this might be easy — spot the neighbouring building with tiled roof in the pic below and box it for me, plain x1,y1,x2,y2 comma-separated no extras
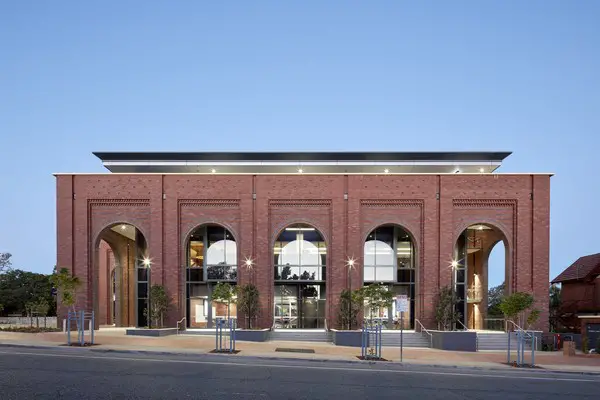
552,253,600,346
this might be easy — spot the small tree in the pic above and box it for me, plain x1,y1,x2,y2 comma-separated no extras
359,283,393,325
337,288,364,330
236,284,260,329
499,291,539,330
144,285,170,328
435,285,462,331
50,267,81,313
212,282,236,320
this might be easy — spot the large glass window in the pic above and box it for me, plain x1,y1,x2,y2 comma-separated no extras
274,224,326,281
185,225,237,329
363,225,416,329
186,225,237,282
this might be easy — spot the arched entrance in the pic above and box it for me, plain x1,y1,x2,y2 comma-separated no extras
273,223,327,329
454,223,509,330
95,223,149,327
184,224,238,328
363,225,417,329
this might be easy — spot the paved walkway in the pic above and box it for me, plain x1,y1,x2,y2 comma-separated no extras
1,330,599,374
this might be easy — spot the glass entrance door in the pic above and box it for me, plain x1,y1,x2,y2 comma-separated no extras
274,284,325,329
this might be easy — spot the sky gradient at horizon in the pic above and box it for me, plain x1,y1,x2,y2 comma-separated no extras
1,1,599,289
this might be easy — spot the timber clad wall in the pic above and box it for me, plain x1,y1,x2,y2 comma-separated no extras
56,174,551,331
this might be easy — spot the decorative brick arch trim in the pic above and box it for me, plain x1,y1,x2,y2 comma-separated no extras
92,220,150,249
451,198,517,292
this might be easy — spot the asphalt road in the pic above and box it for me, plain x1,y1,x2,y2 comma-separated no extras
0,346,598,399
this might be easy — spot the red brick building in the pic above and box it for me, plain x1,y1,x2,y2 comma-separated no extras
552,253,600,345
55,152,551,332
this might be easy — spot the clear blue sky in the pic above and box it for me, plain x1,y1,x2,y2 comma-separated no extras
1,1,598,289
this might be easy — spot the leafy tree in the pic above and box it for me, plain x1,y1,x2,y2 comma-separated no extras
236,284,260,329
0,269,56,316
487,282,505,317
212,282,236,319
337,288,364,330
435,285,463,331
359,283,393,324
50,267,81,312
499,292,539,329
144,285,170,328
0,253,12,274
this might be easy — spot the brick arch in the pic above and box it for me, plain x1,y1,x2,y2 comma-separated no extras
271,219,330,246
93,221,150,250
452,220,511,247
454,221,514,297
361,220,421,256
91,221,149,328
180,220,241,282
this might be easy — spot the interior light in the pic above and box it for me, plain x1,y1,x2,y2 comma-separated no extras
451,260,459,268
298,168,303,173
384,169,390,174
121,225,127,230
142,257,151,267
478,226,484,230
211,168,217,173
479,168,485,173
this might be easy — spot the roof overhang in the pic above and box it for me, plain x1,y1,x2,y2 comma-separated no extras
93,151,512,174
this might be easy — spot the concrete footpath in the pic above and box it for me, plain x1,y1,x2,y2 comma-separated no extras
1,329,599,375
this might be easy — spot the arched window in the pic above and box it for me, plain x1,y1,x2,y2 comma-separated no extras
187,225,237,281
274,224,326,281
364,225,416,329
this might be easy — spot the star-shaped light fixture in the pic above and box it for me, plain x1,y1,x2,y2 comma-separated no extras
243,256,254,270
346,256,357,270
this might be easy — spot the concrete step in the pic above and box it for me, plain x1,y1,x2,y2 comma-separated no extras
270,330,332,343
476,332,533,351
380,332,431,348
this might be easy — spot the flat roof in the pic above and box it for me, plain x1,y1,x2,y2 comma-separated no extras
93,151,512,174
94,151,511,162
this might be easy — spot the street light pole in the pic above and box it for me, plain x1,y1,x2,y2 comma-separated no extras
346,257,356,330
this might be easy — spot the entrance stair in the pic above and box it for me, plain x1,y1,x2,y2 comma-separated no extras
476,331,533,351
269,329,332,343
380,331,432,348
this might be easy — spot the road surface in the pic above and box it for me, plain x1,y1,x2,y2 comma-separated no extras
0,346,598,399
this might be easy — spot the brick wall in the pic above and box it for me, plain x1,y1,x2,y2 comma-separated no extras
56,173,551,331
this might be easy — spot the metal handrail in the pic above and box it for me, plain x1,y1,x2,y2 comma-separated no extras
414,319,433,348
505,319,524,333
456,319,469,331
176,317,186,335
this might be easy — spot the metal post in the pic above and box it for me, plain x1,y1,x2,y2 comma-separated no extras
215,318,218,351
507,331,511,364
67,312,71,346
531,336,535,367
400,312,404,362
91,311,95,345
79,310,84,346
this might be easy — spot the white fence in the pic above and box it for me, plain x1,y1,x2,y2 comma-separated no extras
0,316,58,328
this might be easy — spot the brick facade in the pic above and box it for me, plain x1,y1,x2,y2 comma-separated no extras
56,173,551,331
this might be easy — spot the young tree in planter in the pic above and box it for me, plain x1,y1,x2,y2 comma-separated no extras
212,282,236,320
50,267,81,312
50,267,82,332
435,285,462,331
359,283,393,325
337,289,364,330
144,285,170,328
236,284,260,329
499,292,539,330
